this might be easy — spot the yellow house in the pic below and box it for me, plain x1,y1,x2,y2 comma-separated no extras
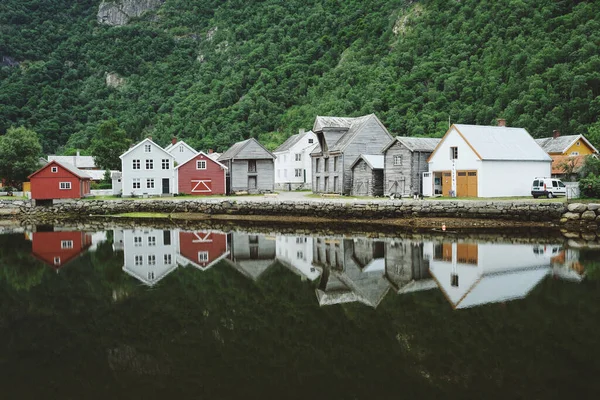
535,131,599,178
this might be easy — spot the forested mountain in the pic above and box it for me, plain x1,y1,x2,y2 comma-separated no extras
1,0,600,154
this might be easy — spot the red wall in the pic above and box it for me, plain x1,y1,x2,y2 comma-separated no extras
179,231,228,269
31,231,92,269
177,154,226,195
30,162,90,200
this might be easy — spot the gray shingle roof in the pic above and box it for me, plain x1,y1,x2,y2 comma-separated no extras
351,154,384,170
273,130,313,153
217,138,275,161
329,115,378,152
313,116,357,132
453,124,551,161
383,137,441,153
48,155,96,169
535,134,598,154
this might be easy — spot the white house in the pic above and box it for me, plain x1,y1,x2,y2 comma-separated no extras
164,138,198,166
120,138,176,197
120,228,180,286
275,235,321,281
273,129,318,190
424,122,552,197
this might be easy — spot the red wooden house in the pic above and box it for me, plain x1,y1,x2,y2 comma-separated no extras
28,160,91,201
176,231,230,270
30,230,92,270
175,152,227,195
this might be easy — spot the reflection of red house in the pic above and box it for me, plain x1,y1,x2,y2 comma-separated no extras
28,160,91,201
175,152,227,195
177,231,230,270
30,231,92,269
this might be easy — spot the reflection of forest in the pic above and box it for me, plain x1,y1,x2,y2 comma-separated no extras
0,227,598,398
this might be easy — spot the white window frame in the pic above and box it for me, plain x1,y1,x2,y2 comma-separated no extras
144,144,152,153
54,257,61,266
164,254,172,264
308,138,314,144
450,146,458,160
295,153,301,161
146,178,155,189
196,160,207,170
295,168,302,177
179,145,184,152
394,155,402,166
134,236,142,247
162,159,170,170
134,255,143,266
148,254,156,265
51,166,58,173
148,236,156,246
61,240,73,249
146,159,154,170
59,182,72,190
198,251,209,262
132,178,141,189
132,159,140,170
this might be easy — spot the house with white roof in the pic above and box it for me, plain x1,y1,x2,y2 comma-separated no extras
48,151,96,170
164,138,198,165
425,121,552,197
311,114,393,195
273,129,318,190
350,154,384,196
120,138,176,197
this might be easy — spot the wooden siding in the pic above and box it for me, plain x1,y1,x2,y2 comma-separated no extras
230,159,274,193
352,160,383,197
31,231,92,269
30,163,90,200
236,139,275,160
177,153,226,195
178,231,228,269
384,141,432,197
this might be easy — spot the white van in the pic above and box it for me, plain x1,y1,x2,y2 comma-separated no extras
531,177,566,198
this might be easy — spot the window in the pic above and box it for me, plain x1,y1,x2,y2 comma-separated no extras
134,255,143,266
148,236,156,246
394,155,402,165
316,158,320,172
179,145,184,152
148,272,155,280
248,160,257,172
163,230,171,246
162,159,170,170
133,178,141,189
295,153,301,161
144,144,152,153
132,159,140,169
61,240,73,249
576,141,580,146
324,158,329,172
146,178,155,189
164,254,172,265
571,151,579,156
450,146,458,160
134,236,142,247
333,157,338,172
54,257,61,266
297,251,304,259
361,162,367,172
308,138,314,144
148,255,156,265
295,168,302,177
146,159,154,169
59,182,71,190
51,166,58,173
196,160,207,170
198,251,209,262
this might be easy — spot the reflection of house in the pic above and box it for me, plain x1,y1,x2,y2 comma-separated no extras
177,230,230,271
120,228,179,286
313,237,390,308
225,232,277,280
425,121,551,197
218,138,276,194
275,235,320,281
30,230,92,269
426,241,556,309
273,129,318,190
384,240,437,294
550,247,586,282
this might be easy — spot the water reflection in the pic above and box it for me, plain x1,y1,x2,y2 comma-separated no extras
18,226,589,309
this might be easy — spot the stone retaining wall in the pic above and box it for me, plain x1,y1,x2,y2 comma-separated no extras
3,198,570,223
560,203,600,231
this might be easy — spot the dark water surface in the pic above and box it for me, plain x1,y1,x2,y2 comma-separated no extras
0,223,599,399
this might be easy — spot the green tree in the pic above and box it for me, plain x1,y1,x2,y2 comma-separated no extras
89,120,131,170
0,126,43,189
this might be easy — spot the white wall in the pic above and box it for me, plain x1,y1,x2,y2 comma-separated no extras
274,132,317,189
428,128,482,172
168,142,197,165
121,140,175,196
479,160,551,197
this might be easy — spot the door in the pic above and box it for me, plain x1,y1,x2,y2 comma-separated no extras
324,177,329,192
457,171,468,197
422,172,433,197
467,171,478,197
162,178,170,194
248,176,257,191
442,172,452,196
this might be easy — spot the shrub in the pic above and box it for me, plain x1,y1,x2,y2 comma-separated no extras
91,182,112,190
579,173,600,198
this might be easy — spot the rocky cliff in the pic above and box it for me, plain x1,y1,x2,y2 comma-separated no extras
97,0,163,26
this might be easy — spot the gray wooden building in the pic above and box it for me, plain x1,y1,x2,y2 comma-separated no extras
350,155,384,197
381,137,440,197
384,240,437,294
310,114,393,195
217,138,276,194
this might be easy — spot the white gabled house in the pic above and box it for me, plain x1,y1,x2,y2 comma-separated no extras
120,138,176,197
164,138,198,166
425,122,552,197
273,129,318,190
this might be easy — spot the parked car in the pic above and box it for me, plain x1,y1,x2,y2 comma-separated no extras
531,177,566,198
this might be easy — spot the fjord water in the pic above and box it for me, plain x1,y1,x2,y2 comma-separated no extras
0,225,598,399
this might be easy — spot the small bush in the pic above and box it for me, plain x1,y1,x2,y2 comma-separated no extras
579,173,600,198
91,182,112,190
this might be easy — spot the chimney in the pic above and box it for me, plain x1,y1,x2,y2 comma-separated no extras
76,150,80,157
208,148,213,154
172,137,177,145
299,128,305,135
497,118,506,127
553,129,560,139
147,136,152,141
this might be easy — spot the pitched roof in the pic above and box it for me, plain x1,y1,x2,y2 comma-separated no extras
382,137,441,153
217,138,275,161
351,154,384,170
313,116,357,132
535,134,599,154
28,160,91,179
48,154,96,169
330,114,390,152
174,151,228,170
165,140,196,154
273,130,314,153
119,138,174,159
437,124,551,161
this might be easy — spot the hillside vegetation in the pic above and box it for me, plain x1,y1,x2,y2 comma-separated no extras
1,0,600,154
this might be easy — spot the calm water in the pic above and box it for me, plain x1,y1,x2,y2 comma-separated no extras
0,223,599,399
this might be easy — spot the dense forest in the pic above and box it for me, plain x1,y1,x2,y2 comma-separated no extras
1,0,600,154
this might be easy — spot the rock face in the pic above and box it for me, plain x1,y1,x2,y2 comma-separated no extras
105,72,126,88
97,0,163,26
